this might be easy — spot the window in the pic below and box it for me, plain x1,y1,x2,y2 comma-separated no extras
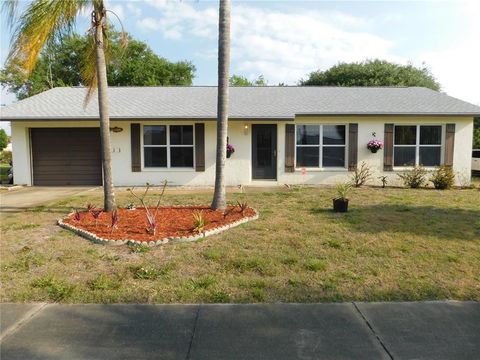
394,125,442,167
143,125,194,168
296,125,346,168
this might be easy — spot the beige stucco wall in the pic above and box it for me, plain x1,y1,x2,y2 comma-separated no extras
10,116,474,186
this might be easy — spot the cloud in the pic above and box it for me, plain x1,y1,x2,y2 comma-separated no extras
126,3,142,17
420,1,480,104
139,2,398,84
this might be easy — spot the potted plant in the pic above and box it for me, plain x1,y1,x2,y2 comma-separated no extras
367,133,383,153
333,183,351,212
226,143,235,158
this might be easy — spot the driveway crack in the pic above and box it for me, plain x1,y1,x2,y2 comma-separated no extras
353,302,394,360
0,303,49,342
185,305,201,360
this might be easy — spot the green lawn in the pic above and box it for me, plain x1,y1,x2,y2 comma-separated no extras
1,186,479,303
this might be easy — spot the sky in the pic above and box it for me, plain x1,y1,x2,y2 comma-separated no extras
1,0,479,134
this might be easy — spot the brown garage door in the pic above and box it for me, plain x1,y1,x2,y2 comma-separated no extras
31,128,102,186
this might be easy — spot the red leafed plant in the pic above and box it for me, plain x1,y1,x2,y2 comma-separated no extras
127,180,168,235
90,209,103,227
73,210,82,221
110,210,119,233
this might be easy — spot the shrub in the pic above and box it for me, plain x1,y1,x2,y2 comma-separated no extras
192,210,208,233
397,166,427,188
0,150,12,164
335,183,351,200
430,165,455,190
350,162,372,187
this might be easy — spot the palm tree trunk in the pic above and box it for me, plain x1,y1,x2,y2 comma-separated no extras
93,10,116,211
211,0,231,211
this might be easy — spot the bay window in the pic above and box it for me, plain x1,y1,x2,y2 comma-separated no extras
296,125,346,168
394,125,442,167
143,125,194,168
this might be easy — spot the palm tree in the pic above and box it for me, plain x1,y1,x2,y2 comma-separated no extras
211,0,231,211
2,0,126,211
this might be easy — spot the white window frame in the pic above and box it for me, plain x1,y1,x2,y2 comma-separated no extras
295,124,347,169
393,124,443,168
142,124,195,169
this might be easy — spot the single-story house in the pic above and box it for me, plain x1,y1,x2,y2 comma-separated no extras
1,86,479,187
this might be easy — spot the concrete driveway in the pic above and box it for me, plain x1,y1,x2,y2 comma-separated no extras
1,301,479,359
0,186,98,213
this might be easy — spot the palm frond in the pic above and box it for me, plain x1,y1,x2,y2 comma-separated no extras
7,0,91,79
2,0,19,30
80,32,98,106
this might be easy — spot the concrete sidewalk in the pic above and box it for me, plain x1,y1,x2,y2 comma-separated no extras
0,186,98,213
0,301,478,359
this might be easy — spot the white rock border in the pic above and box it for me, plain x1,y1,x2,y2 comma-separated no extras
57,206,259,246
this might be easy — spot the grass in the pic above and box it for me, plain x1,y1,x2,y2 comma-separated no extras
1,186,479,303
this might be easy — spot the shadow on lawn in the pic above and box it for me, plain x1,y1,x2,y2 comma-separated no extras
311,204,480,241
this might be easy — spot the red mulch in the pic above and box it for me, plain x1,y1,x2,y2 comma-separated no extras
63,206,256,242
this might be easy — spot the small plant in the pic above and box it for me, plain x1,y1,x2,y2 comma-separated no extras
333,183,351,212
90,208,103,227
378,176,388,188
127,180,168,235
335,183,351,200
397,166,427,188
86,203,96,212
236,199,248,215
350,161,372,187
430,165,455,190
193,210,208,233
73,210,82,221
125,203,136,210
110,210,119,233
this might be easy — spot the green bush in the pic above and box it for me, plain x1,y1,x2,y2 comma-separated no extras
0,150,12,164
430,165,455,190
397,166,427,188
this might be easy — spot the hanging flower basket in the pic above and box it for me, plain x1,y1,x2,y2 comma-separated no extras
367,139,383,153
226,143,235,158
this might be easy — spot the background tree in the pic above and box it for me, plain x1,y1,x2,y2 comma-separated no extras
3,0,127,211
0,129,8,151
300,59,441,90
229,74,266,86
211,0,231,211
1,31,195,100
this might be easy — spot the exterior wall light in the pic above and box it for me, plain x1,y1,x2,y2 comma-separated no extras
110,127,123,133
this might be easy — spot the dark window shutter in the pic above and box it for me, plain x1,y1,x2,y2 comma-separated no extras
384,123,394,171
348,123,358,171
195,123,205,172
131,123,141,172
285,124,295,172
444,123,455,167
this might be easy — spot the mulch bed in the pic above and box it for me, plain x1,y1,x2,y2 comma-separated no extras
62,206,256,242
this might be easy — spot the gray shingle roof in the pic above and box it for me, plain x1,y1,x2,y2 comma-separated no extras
1,86,479,120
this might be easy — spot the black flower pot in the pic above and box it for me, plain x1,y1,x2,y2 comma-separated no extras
370,148,378,153
226,151,233,158
333,198,349,212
